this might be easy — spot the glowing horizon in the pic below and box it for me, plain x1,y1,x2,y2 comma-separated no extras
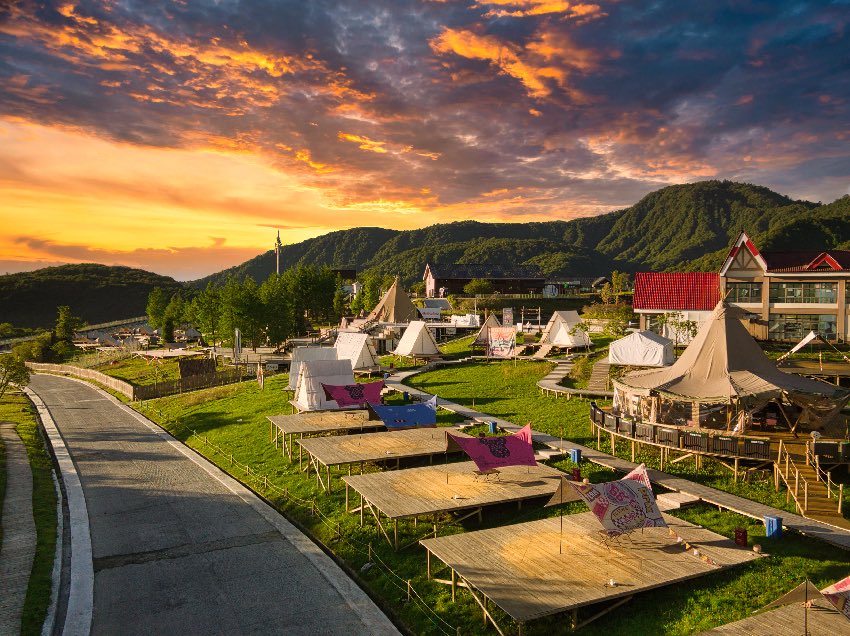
1,1,848,279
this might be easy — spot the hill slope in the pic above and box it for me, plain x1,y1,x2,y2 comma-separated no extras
0,264,183,328
194,180,836,287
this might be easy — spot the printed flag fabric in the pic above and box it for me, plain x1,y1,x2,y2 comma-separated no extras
425,395,438,411
369,403,437,429
321,380,384,407
821,575,850,619
447,425,537,471
488,326,516,358
568,478,666,537
622,463,652,489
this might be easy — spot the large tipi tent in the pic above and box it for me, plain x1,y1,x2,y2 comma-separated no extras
473,313,501,347
609,330,674,367
366,278,420,323
293,358,355,411
335,332,379,370
613,302,850,435
393,321,441,357
539,311,591,348
288,346,338,390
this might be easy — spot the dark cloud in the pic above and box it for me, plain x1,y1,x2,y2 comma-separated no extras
1,0,848,220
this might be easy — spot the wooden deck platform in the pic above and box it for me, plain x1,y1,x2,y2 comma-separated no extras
297,427,470,492
343,461,563,547
421,512,760,630
700,597,849,635
267,410,383,463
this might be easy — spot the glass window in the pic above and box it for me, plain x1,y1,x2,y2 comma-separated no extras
768,314,837,340
769,282,837,304
727,282,762,303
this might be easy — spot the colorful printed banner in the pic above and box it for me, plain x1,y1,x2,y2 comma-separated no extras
569,478,666,537
369,403,437,429
822,574,850,619
447,424,536,471
487,326,516,358
622,463,652,489
321,380,384,407
424,395,438,411
546,462,652,508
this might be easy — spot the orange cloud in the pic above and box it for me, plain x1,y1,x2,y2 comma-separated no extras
337,132,389,154
476,1,604,20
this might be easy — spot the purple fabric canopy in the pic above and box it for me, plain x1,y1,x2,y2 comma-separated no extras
321,380,384,407
447,424,536,471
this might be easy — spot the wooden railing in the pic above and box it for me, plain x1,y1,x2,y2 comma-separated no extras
806,442,845,514
776,440,809,514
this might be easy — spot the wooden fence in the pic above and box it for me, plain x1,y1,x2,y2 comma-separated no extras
27,362,248,400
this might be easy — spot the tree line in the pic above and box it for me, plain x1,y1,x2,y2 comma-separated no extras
147,266,347,350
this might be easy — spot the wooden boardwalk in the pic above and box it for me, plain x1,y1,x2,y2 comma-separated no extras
297,427,469,492
385,368,850,551
700,597,849,635
422,512,759,631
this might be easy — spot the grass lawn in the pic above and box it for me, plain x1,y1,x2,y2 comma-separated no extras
129,365,850,635
89,354,182,385
0,391,58,636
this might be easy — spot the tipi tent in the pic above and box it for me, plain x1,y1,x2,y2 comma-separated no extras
293,359,355,411
613,302,850,434
335,332,379,370
539,311,591,348
366,278,420,323
288,346,338,390
609,330,674,367
393,321,441,357
473,313,501,347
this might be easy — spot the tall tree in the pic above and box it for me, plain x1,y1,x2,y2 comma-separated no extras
190,282,221,345
260,274,292,348
146,287,169,329
0,354,30,401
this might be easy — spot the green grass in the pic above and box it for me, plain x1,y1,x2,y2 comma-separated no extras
0,432,5,547
127,364,850,635
92,355,182,385
0,391,58,636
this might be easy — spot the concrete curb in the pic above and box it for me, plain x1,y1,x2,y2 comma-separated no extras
54,375,399,636
24,386,93,636
41,469,64,636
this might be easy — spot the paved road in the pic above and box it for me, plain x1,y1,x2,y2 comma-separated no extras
29,374,398,635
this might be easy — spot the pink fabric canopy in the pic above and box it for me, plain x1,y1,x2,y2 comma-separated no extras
321,380,384,407
569,478,666,537
447,424,536,472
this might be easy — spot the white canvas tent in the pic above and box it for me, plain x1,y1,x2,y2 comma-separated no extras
609,330,674,367
539,310,591,348
288,346,338,390
366,278,420,323
473,313,501,347
335,332,379,370
293,358,355,411
393,321,441,357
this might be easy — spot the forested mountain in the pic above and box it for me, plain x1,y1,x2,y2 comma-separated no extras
7,181,850,328
194,180,844,287
0,264,183,328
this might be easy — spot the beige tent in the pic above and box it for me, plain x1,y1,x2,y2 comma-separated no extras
614,302,850,435
293,358,355,411
473,313,501,347
539,310,591,348
366,278,420,323
288,346,338,390
609,330,674,367
393,321,441,357
335,332,379,370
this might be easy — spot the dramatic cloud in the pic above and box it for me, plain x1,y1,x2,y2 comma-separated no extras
1,0,848,277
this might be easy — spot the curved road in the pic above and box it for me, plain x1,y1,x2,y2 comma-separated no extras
29,374,398,635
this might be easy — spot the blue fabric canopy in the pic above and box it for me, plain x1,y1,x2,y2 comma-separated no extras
369,403,437,429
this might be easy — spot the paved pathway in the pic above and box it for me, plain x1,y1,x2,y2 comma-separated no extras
28,374,398,636
0,421,37,635
386,369,850,551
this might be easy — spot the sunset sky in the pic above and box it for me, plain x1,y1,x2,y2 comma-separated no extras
1,1,848,280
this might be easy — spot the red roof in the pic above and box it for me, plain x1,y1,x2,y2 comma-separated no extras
762,250,850,272
633,272,720,311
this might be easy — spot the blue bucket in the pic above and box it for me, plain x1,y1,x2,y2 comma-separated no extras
487,421,498,435
403,391,409,401
764,515,782,539
569,448,582,464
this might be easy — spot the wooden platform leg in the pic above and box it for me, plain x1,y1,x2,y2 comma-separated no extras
734,457,739,482
394,519,398,550
345,483,349,513
631,440,635,463
610,432,615,455
426,549,431,578
451,569,456,601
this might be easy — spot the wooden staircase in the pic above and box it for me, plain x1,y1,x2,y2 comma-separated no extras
532,344,553,359
777,441,850,530
587,360,611,392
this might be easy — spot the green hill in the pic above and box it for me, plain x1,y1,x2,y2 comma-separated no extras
0,264,183,328
194,180,843,287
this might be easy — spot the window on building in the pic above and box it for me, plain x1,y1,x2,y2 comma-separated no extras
768,314,837,340
768,282,837,304
726,282,762,303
